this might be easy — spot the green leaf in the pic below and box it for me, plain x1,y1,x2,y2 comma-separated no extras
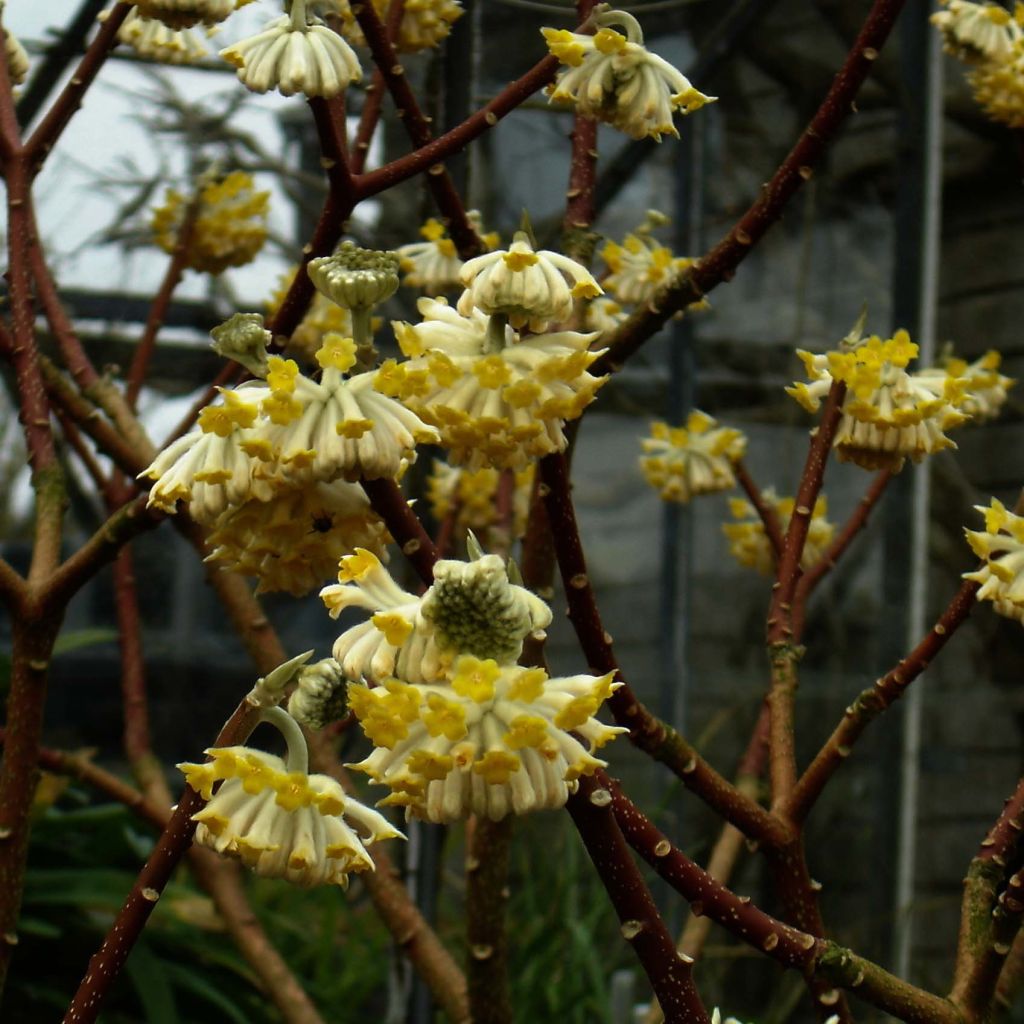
53,628,118,656
124,944,178,1024
165,961,258,1024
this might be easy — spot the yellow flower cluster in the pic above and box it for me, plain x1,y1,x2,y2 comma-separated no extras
932,2,1024,127
152,170,269,274
723,491,834,575
397,215,500,296
322,550,621,822
639,412,747,503
542,13,715,141
601,229,694,307
179,743,401,887
786,330,973,471
205,478,389,597
119,10,209,63
380,297,606,470
426,460,534,542
347,655,622,823
964,499,1024,622
335,0,464,53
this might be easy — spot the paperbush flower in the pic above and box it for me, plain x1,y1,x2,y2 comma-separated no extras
221,5,361,97
932,0,1021,62
119,13,209,64
723,490,834,575
600,219,695,306
381,297,606,470
142,384,272,523
639,412,747,503
916,349,1014,423
322,548,552,685
786,329,970,471
152,170,270,274
543,12,714,140
426,460,534,541
180,732,401,887
135,0,234,29
967,37,1024,127
334,0,464,53
397,214,499,296
204,478,389,596
964,499,1024,622
457,231,601,332
256,338,439,483
586,296,629,336
347,655,623,822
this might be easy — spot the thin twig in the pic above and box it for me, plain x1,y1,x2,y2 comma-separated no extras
734,460,785,558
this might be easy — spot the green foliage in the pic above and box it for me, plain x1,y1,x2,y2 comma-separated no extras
1,783,395,1023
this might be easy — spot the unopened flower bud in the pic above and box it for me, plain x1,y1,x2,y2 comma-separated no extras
287,658,348,729
309,242,401,311
210,313,272,377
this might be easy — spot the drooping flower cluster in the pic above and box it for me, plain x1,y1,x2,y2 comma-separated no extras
932,2,1024,127
334,0,464,53
396,214,499,296
380,296,606,470
639,412,747,503
426,460,534,543
119,10,210,64
457,230,602,332
600,213,697,307
932,0,1022,62
135,0,235,29
723,491,835,575
152,170,270,274
204,477,390,596
321,548,623,822
786,329,972,471
221,1,362,97
180,708,401,888
542,11,715,140
916,349,1014,423
964,499,1024,623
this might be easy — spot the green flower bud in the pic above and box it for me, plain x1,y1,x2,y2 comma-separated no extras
308,241,401,311
210,312,272,377
287,658,348,729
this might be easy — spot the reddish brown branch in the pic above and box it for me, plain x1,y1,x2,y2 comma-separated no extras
351,70,386,175
360,476,439,585
592,0,908,376
793,468,893,639
24,3,133,172
787,579,980,824
568,776,710,1023
537,451,787,845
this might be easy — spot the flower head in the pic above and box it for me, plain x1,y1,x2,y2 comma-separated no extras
152,170,270,275
205,477,389,595
932,1,1022,62
426,460,534,542
287,658,349,729
964,499,1024,622
308,242,401,311
119,11,209,63
786,329,970,472
543,12,715,140
917,349,1014,423
966,36,1024,127
221,7,361,97
383,297,606,470
640,412,747,503
135,0,234,29
321,547,552,685
256,339,439,483
397,214,499,296
600,214,697,306
141,384,272,523
348,656,623,822
334,0,463,53
723,490,834,575
457,230,601,332
179,710,401,888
